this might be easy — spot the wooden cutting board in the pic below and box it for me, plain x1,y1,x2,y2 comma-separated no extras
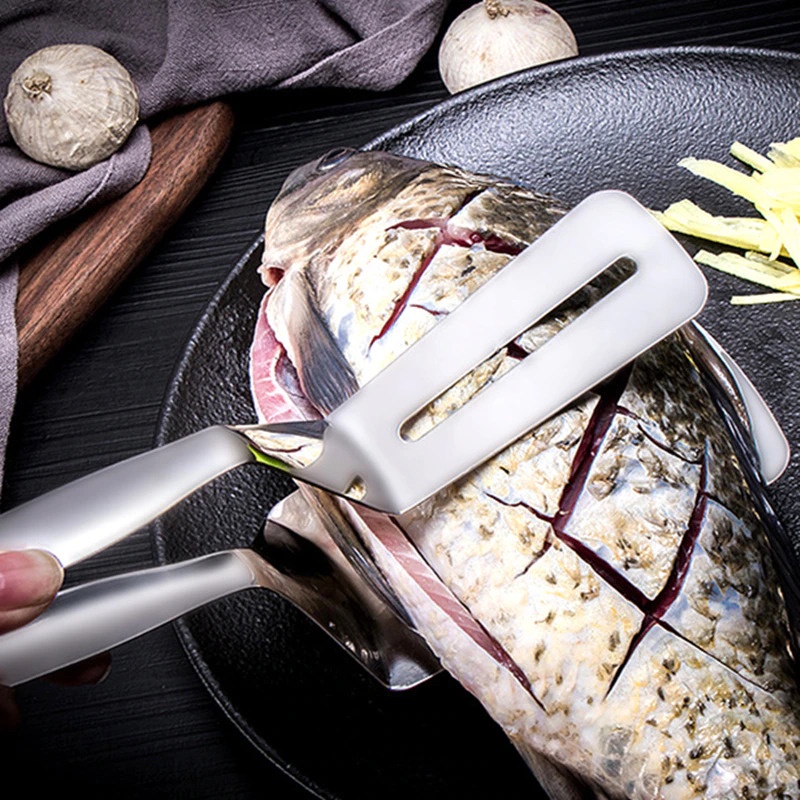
15,100,235,388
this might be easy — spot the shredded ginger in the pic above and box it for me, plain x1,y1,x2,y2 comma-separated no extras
654,137,800,304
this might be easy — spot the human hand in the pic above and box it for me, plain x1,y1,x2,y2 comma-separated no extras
0,549,111,728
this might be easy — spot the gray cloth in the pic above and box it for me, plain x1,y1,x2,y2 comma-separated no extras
0,0,447,479
0,263,17,490
0,1,448,261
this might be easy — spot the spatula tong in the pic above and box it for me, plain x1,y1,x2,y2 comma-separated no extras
0,189,792,691
0,190,714,570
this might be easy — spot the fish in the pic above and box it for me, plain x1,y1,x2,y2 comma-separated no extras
249,147,800,799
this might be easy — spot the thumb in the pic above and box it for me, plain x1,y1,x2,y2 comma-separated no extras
0,549,64,634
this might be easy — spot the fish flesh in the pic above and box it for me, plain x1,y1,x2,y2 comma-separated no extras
249,148,800,799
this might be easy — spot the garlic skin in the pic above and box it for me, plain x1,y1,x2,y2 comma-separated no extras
4,44,139,171
438,0,578,94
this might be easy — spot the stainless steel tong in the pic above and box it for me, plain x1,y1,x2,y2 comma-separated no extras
0,190,787,689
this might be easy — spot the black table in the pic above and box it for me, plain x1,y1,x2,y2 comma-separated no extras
3,1,799,795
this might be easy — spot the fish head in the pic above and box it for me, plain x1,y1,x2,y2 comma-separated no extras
260,148,429,284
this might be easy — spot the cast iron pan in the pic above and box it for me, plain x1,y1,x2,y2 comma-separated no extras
154,47,800,799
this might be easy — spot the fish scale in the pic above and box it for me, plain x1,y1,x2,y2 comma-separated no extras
256,149,800,798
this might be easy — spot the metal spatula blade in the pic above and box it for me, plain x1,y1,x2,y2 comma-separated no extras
256,190,708,513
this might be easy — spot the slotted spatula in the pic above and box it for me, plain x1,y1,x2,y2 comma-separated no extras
0,190,708,571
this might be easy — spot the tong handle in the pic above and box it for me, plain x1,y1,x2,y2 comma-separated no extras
0,551,255,686
0,426,253,568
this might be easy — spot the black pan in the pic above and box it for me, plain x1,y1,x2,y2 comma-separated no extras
154,46,800,799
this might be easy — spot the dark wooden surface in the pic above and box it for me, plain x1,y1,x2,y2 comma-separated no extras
2,1,799,795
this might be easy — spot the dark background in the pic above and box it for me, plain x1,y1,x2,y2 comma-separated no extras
2,0,799,795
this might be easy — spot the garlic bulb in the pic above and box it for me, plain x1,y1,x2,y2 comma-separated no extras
438,0,578,94
4,44,139,170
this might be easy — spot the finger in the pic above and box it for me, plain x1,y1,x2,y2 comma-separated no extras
0,550,64,634
0,600,53,634
0,684,20,731
47,652,112,687
0,549,63,610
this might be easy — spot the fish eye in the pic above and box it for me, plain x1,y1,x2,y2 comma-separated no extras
317,147,354,172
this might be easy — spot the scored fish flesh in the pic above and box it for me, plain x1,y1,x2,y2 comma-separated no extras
249,148,800,799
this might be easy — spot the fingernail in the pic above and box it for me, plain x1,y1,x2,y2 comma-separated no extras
0,550,63,610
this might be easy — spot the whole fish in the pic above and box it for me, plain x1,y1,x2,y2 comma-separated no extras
249,148,800,799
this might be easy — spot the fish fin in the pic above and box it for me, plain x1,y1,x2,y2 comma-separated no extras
277,269,360,415
517,745,606,800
